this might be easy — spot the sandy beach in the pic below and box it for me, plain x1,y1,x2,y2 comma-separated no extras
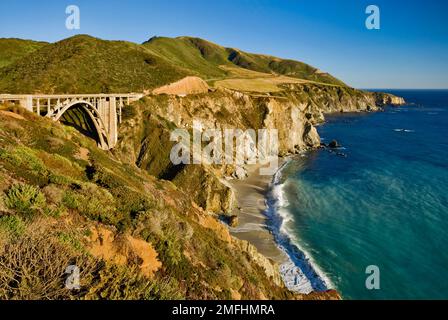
229,159,331,294
228,162,289,264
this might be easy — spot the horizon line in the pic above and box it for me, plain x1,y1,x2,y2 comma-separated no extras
359,88,448,90
1,34,446,91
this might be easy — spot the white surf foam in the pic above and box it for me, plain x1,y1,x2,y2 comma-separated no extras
265,159,334,294
394,128,415,133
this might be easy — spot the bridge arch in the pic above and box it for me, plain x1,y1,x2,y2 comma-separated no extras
1,93,144,150
53,100,110,149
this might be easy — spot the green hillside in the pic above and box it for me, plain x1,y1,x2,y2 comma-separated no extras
0,104,306,300
0,38,48,68
143,36,230,78
0,34,346,94
0,35,189,94
144,36,346,86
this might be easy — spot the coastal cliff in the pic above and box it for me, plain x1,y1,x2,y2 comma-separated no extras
113,82,402,299
115,84,403,215
1,107,324,300
0,34,403,300
0,84,403,300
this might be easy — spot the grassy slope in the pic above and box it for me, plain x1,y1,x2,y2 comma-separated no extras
0,38,48,69
0,35,190,94
143,36,230,79
0,35,346,94
0,105,301,300
144,36,346,86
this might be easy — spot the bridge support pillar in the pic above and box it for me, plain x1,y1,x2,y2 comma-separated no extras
19,95,33,112
108,98,118,149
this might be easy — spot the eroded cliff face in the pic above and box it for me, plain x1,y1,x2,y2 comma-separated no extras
115,88,321,214
279,83,404,124
116,84,403,215
373,92,406,106
1,107,314,300
113,84,403,299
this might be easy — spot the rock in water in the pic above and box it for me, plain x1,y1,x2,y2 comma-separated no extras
228,215,239,227
303,124,321,147
328,140,340,148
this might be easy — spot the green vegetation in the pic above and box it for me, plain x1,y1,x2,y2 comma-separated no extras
3,184,46,217
0,215,25,237
0,146,47,176
0,33,353,301
144,36,346,86
0,34,346,94
0,105,295,300
143,36,230,79
0,35,189,93
0,38,48,68
57,231,85,253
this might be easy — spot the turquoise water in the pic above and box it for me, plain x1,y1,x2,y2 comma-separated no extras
277,90,448,299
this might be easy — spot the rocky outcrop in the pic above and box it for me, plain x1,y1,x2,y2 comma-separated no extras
172,164,235,214
328,140,341,148
119,87,323,157
234,239,284,287
114,84,403,299
116,84,404,216
228,215,239,227
303,124,320,147
373,92,406,106
280,83,405,121
116,88,324,214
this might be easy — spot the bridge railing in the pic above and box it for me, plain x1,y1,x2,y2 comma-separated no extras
0,94,143,115
0,93,144,150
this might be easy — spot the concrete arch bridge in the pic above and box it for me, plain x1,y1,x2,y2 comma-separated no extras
0,94,143,149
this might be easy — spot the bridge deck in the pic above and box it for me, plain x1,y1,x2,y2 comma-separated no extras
0,93,143,100
0,93,144,150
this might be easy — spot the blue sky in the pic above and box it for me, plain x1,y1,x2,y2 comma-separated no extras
0,0,447,88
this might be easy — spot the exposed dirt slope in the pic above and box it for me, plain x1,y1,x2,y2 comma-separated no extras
153,76,210,96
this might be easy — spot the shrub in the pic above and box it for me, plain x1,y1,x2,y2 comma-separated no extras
80,186,116,223
49,173,73,186
0,146,47,176
0,234,87,299
63,183,117,225
57,232,84,253
38,152,83,182
0,215,26,237
154,228,183,267
42,184,64,204
112,186,154,218
145,277,184,300
4,184,46,217
43,205,66,218
0,229,185,299
86,163,126,189
62,190,80,209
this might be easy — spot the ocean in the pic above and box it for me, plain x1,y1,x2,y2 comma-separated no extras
270,90,448,299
